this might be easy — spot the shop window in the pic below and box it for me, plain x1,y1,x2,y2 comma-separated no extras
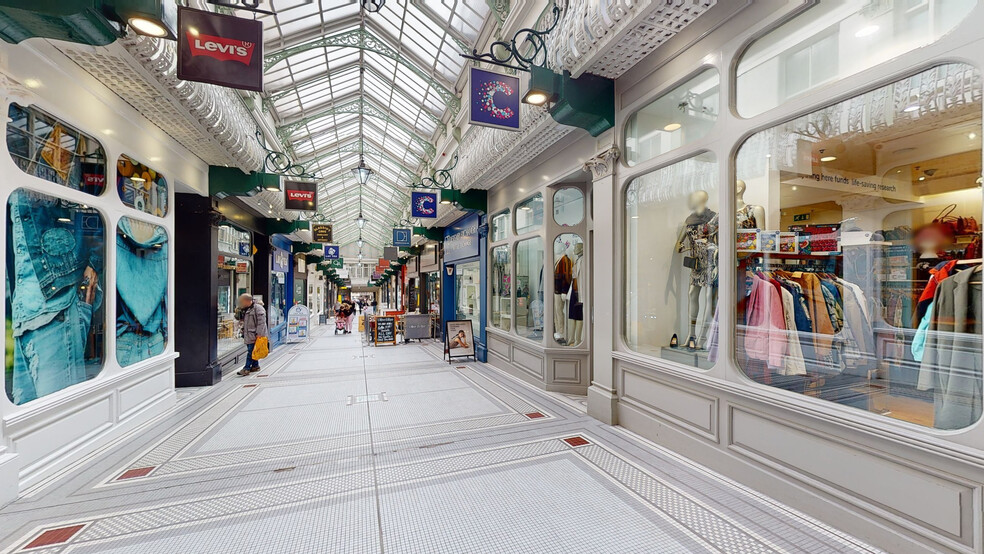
7,103,107,195
733,63,982,430
116,217,168,367
554,233,585,347
491,210,510,242
515,237,545,341
490,245,511,330
5,189,106,404
515,193,544,234
625,69,719,166
218,224,251,256
455,261,481,332
624,152,718,368
553,188,584,227
737,0,977,117
117,154,168,217
217,255,252,358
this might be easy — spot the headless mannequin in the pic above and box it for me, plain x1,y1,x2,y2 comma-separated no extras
735,179,765,230
565,242,584,346
553,243,573,344
674,191,718,348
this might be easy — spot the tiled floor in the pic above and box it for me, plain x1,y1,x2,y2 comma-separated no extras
0,327,884,553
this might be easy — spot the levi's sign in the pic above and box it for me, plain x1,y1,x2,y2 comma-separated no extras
178,7,263,92
283,180,318,211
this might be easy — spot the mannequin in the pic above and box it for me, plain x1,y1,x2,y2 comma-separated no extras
674,190,718,349
553,242,573,344
735,180,765,230
565,242,584,346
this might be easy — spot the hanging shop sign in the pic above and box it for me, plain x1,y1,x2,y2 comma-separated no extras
470,67,521,131
312,224,333,243
411,191,438,218
283,180,318,211
286,304,310,343
378,259,391,269
445,320,476,361
236,261,249,274
393,227,412,247
177,7,263,92
324,244,340,260
272,247,290,273
384,246,399,261
327,258,344,269
443,213,481,263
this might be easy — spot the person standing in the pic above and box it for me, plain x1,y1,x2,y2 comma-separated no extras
236,294,268,376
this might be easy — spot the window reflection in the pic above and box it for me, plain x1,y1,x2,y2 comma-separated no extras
490,245,511,330
733,63,982,430
516,238,545,341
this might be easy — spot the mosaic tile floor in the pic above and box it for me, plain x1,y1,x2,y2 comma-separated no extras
0,328,884,553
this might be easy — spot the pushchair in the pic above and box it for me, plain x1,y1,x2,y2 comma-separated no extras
334,313,347,335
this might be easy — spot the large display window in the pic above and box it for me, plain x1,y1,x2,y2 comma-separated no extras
6,103,107,195
491,210,510,242
553,187,584,227
554,233,585,347
217,224,252,358
116,217,168,367
515,237,544,341
733,63,982,430
625,153,719,367
490,245,511,330
736,0,977,117
5,189,106,404
455,261,481,331
624,69,719,166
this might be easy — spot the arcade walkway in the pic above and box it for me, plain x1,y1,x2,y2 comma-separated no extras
0,328,882,553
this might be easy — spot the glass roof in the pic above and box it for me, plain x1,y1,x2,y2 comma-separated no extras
257,0,491,247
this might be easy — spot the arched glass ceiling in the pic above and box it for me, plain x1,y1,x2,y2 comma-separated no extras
258,0,490,247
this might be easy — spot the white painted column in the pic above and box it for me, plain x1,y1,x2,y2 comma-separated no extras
584,147,620,424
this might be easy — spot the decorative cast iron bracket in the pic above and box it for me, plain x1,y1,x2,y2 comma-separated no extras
408,154,459,190
257,129,315,179
462,4,560,72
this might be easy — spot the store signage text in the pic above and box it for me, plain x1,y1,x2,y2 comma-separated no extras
443,213,481,262
411,192,438,218
177,7,264,92
312,224,333,243
283,180,318,211
272,248,290,273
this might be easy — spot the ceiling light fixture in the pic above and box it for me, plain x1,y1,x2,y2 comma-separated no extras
129,17,168,37
855,25,879,38
361,0,386,12
663,123,682,132
903,104,920,113
820,156,837,162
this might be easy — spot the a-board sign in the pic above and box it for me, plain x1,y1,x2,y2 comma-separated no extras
445,319,476,361
374,316,397,346
404,314,431,341
287,304,310,343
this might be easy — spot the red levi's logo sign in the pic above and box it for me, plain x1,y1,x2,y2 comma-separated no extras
187,33,256,65
177,6,263,92
283,180,318,212
286,190,314,202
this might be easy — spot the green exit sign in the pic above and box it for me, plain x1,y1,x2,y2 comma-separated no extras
793,213,810,222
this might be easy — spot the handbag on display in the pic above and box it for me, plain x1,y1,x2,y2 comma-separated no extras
932,204,959,237
252,336,269,360
683,256,697,269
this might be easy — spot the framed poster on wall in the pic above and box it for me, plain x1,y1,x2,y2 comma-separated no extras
445,320,476,362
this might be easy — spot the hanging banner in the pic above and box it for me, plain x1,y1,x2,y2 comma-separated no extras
272,247,290,273
177,7,263,92
393,228,412,247
312,224,333,243
283,180,318,211
470,67,521,131
411,191,438,218
323,244,340,260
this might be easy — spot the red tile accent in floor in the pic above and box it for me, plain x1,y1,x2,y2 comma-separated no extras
455,366,467,369
525,412,546,419
256,375,270,378
563,436,590,447
242,384,258,388
23,524,86,550
116,467,155,480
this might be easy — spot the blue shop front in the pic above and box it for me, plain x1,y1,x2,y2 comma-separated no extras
441,212,487,362
268,236,294,347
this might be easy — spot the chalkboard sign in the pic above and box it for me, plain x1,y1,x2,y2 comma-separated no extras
404,314,431,341
374,316,397,346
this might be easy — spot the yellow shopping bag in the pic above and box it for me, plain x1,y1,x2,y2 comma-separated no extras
252,337,269,360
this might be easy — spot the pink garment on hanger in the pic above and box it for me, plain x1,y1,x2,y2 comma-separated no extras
744,275,788,369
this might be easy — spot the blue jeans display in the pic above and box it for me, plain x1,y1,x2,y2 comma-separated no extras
116,217,168,367
7,189,105,405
